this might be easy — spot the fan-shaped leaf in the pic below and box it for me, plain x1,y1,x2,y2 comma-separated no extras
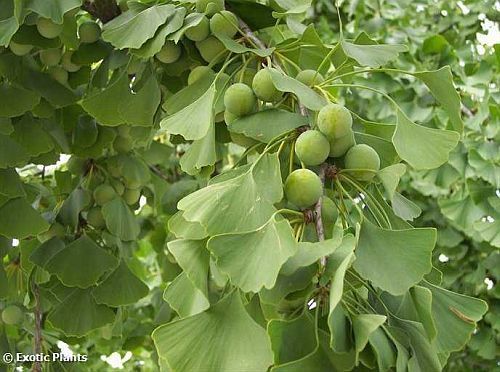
101,198,140,241
0,197,49,239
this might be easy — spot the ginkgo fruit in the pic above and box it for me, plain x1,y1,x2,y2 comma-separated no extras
210,11,238,38
196,0,225,16
36,18,63,39
224,83,256,116
78,21,101,44
329,130,355,157
113,135,134,153
296,70,324,86
195,36,226,62
318,103,353,140
188,66,214,85
111,179,125,196
155,41,182,64
123,188,141,205
295,130,330,166
48,66,68,85
93,184,116,206
284,169,323,209
40,48,62,67
61,51,80,72
9,41,32,56
1,305,23,325
229,132,258,148
321,196,338,223
344,144,380,181
185,15,210,41
87,207,105,229
67,156,87,175
252,68,283,102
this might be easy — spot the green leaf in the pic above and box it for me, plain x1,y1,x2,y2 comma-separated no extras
178,153,282,234
11,116,54,157
57,188,91,229
468,149,500,188
101,197,140,241
160,84,215,140
0,83,40,117
179,121,219,175
340,40,407,68
229,109,308,143
422,281,488,352
0,197,49,238
44,235,118,289
413,67,463,132
392,191,422,221
163,272,210,318
216,35,274,57
473,220,500,247
208,216,297,292
102,4,175,49
352,314,387,352
92,260,148,307
47,287,115,337
168,211,208,240
353,220,435,295
438,192,484,229
282,234,342,275
0,134,29,168
168,239,209,295
377,164,406,200
393,109,460,170
132,8,186,58
25,0,81,23
153,291,273,372
368,327,396,371
168,12,205,43
0,168,25,199
259,265,315,305
268,68,328,111
30,237,65,268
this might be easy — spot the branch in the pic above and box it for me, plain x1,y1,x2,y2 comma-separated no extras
32,283,43,372
314,164,327,244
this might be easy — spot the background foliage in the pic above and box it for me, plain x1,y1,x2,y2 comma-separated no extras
0,0,497,371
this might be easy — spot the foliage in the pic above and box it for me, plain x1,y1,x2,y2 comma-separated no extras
0,0,495,371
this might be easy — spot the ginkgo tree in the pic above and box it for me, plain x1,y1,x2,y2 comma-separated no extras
0,0,491,370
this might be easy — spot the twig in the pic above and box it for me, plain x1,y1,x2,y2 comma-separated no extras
32,283,43,372
82,0,121,23
314,165,328,246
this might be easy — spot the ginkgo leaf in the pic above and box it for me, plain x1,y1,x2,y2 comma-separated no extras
0,197,49,239
163,272,210,318
352,314,387,352
0,135,30,168
47,287,115,337
0,83,40,117
178,153,282,234
377,164,407,200
153,291,273,372
44,235,118,288
57,188,91,229
0,168,25,199
473,220,500,247
24,0,81,24
92,260,149,307
30,237,65,268
102,4,175,49
341,40,407,68
393,109,460,170
168,211,208,240
353,220,435,295
101,198,140,241
208,216,297,292
179,121,219,175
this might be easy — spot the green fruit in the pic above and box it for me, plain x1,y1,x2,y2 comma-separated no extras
236,68,256,86
93,184,116,206
48,66,68,85
344,144,380,181
36,18,63,39
87,207,105,229
223,83,256,116
195,36,226,63
123,188,141,205
188,66,214,85
296,70,324,86
196,0,225,16
329,130,355,157
110,179,125,196
9,41,33,56
209,11,238,38
117,125,131,137
284,169,323,209
252,68,283,102
224,110,238,125
155,41,182,64
318,103,352,140
113,135,134,153
185,15,210,41
40,48,62,67
295,130,330,166
78,21,101,44
1,305,23,325
61,51,80,72
321,196,338,223
67,156,87,175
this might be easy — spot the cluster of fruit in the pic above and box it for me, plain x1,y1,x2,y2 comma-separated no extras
8,13,101,85
155,0,238,65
